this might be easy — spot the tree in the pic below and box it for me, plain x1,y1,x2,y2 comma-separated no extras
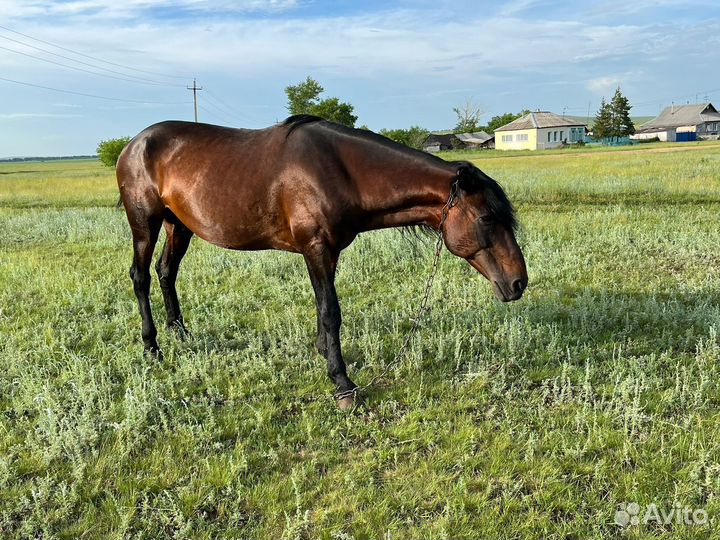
284,76,357,127
593,89,635,143
285,76,324,115
593,98,612,141
610,87,635,138
485,110,531,134
453,99,484,133
97,136,131,167
378,126,430,150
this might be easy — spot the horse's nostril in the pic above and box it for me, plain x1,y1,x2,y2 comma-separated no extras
511,279,525,294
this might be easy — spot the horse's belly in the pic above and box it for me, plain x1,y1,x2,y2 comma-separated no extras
166,199,297,252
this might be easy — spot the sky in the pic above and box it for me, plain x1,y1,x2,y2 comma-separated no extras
1,0,719,156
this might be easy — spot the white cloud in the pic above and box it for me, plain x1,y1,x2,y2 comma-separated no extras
585,70,645,96
586,76,622,94
4,14,655,82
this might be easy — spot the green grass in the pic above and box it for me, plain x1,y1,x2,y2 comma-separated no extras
1,148,720,538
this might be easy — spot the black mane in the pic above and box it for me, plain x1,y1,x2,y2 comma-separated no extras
282,115,445,161
282,116,517,231
457,162,517,231
283,114,324,137
476,167,518,231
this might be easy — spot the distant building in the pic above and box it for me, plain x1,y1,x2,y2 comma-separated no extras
455,132,495,149
422,131,494,153
631,103,720,142
494,111,587,151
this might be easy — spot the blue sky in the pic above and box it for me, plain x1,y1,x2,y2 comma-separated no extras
1,0,719,156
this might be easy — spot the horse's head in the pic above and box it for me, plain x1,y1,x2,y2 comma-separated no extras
442,162,527,302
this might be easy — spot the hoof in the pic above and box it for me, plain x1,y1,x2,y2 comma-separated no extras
169,321,191,340
144,346,164,360
335,389,363,411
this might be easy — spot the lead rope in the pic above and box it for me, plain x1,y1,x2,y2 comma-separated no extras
334,177,461,404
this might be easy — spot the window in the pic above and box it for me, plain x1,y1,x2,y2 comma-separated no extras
560,131,564,141
547,132,551,142
516,133,528,141
553,131,557,142
502,134,513,142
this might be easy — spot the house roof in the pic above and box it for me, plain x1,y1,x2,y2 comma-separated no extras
640,103,720,130
495,111,587,132
455,131,493,144
423,133,459,146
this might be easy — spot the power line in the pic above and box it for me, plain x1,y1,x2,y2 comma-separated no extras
0,43,180,87
632,88,720,108
0,23,189,80
204,88,259,124
203,90,258,124
0,75,191,105
198,104,234,125
199,98,255,126
0,33,184,87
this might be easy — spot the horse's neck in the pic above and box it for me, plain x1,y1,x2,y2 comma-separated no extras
353,153,454,232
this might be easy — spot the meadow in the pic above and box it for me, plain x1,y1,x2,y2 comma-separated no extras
1,142,720,539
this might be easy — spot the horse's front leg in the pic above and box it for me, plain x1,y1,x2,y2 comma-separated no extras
303,242,359,409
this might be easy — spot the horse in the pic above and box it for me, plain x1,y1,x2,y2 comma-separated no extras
116,115,528,409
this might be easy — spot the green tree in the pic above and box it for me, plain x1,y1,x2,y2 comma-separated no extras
593,98,612,141
610,87,635,139
285,76,357,127
378,126,430,149
593,89,635,143
485,110,531,134
97,136,131,167
285,76,324,115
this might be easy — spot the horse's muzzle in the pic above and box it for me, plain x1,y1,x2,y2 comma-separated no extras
493,276,527,302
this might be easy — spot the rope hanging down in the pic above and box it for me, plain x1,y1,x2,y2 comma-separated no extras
334,177,461,403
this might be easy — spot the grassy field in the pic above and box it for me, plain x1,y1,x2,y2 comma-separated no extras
1,142,720,538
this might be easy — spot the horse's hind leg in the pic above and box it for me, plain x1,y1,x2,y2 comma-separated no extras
128,212,163,355
156,218,193,336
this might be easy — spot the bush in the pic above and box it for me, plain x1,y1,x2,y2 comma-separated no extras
97,137,131,168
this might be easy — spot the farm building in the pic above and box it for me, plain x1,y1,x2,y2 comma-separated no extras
422,131,494,152
631,102,720,142
494,111,587,151
456,132,495,149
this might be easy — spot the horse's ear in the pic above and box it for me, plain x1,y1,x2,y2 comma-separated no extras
456,163,480,193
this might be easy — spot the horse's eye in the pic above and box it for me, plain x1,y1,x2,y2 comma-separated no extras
478,215,493,225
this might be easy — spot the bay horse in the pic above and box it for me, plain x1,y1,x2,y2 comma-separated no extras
116,115,527,408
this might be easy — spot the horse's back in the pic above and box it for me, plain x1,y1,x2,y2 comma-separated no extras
117,121,311,251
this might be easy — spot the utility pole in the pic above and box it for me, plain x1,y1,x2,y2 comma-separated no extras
187,78,202,122
586,101,591,126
